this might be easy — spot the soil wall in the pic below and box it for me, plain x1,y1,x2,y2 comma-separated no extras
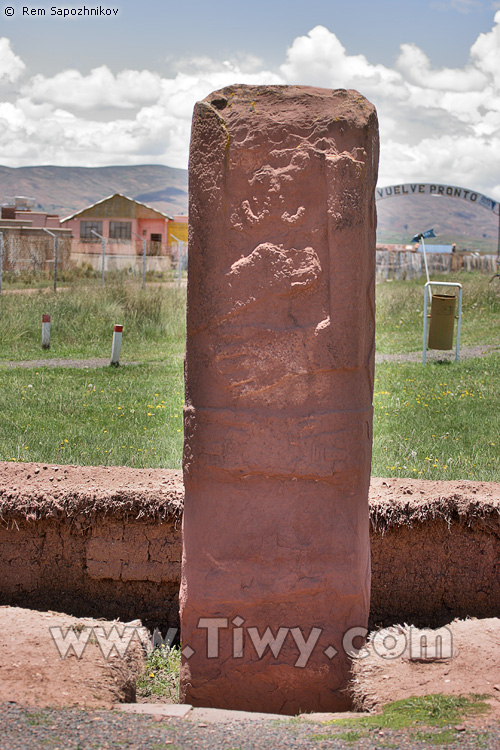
0,465,499,631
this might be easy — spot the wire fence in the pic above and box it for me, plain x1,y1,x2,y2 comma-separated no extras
376,251,498,280
0,233,71,275
2,236,495,286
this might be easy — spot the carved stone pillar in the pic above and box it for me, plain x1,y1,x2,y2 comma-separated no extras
180,85,379,714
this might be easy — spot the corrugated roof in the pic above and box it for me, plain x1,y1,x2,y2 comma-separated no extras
60,192,174,223
416,244,454,254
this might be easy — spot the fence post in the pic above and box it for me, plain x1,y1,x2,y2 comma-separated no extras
101,237,106,285
91,229,106,286
53,236,58,292
42,227,58,292
0,231,3,295
133,232,148,288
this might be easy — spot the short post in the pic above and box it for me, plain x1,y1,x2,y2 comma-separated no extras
42,314,51,349
42,227,58,293
110,324,123,366
0,231,3,295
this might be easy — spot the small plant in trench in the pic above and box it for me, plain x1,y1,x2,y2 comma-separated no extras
136,645,181,702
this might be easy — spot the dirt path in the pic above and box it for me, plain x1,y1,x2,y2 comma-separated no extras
0,358,139,369
375,343,500,363
1,344,498,370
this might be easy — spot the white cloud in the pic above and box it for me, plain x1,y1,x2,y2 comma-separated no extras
471,10,500,85
280,25,403,97
1,15,500,202
21,66,163,109
0,37,25,83
0,55,281,169
278,21,500,201
396,43,487,91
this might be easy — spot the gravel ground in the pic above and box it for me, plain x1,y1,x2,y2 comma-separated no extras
0,704,499,750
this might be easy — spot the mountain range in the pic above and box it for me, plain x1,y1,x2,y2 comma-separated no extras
376,192,498,254
0,165,497,254
0,164,188,219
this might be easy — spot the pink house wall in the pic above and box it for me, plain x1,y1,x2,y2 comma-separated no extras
14,211,61,229
66,216,169,256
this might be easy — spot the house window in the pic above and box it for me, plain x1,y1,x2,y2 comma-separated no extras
109,221,132,240
80,220,103,240
150,233,162,243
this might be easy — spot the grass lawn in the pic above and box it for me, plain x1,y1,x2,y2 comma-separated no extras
0,278,186,467
0,363,184,468
372,354,500,481
0,271,499,478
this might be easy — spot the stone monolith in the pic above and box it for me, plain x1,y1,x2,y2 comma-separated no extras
180,85,379,714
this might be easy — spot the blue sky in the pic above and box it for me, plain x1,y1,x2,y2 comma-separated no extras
4,0,500,71
0,0,499,197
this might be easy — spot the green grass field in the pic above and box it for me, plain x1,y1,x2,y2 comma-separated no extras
1,272,499,480
0,364,184,468
372,355,500,481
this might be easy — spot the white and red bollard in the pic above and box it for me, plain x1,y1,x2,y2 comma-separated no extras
42,314,51,349
110,324,123,365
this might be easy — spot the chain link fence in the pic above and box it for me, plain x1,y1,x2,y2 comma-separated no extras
376,251,498,280
0,232,71,276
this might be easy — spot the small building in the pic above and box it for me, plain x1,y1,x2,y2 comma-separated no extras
167,215,188,269
61,193,174,272
0,197,72,274
415,243,455,254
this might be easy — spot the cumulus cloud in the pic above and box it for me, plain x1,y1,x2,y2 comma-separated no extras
1,14,500,201
0,37,25,83
278,20,500,200
21,66,163,109
0,55,281,169
280,25,403,97
396,43,487,91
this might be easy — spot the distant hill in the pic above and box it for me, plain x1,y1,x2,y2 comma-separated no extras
376,193,498,253
0,164,188,218
2,166,497,253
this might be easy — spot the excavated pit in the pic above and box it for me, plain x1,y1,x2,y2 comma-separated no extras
0,463,499,632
